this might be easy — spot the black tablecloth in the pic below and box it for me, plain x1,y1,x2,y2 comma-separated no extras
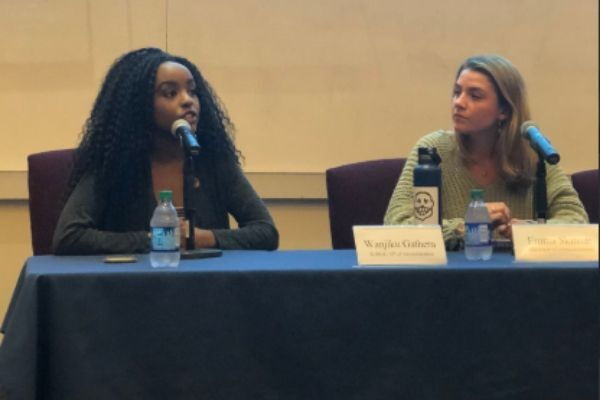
0,250,598,399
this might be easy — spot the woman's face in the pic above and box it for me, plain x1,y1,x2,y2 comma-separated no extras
153,61,200,134
451,68,506,136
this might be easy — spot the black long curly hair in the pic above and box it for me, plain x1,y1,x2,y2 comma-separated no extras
66,47,239,227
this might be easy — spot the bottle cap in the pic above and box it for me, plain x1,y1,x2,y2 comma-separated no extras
470,188,484,200
159,190,173,202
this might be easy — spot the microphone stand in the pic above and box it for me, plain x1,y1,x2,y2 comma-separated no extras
181,147,222,260
533,151,547,223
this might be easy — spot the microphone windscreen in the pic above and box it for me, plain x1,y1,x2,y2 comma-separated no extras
520,120,537,137
171,119,192,136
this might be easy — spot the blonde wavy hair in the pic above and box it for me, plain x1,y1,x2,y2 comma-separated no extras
455,54,537,191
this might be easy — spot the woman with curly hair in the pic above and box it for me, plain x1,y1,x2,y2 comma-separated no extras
53,47,278,254
384,54,587,249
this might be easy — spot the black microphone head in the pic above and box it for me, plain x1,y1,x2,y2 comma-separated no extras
171,119,192,136
520,120,538,138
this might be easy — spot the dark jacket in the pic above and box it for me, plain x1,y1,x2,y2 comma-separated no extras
53,155,279,254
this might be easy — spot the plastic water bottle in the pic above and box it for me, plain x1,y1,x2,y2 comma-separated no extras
413,147,442,225
464,189,493,261
150,190,180,268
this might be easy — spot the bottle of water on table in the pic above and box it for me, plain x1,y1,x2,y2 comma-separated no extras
464,189,493,261
150,190,180,268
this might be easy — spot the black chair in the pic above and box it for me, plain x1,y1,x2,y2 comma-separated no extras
28,149,75,255
325,158,406,249
571,169,599,223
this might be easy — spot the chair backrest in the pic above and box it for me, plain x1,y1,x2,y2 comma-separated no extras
326,158,406,249
28,149,75,255
571,169,599,223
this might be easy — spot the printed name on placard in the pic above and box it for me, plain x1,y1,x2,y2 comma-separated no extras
353,225,447,266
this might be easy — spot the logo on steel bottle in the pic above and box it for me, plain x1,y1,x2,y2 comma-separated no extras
414,191,435,221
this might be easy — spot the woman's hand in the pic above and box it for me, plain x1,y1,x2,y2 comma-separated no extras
193,228,217,248
179,218,188,249
486,202,512,239
179,219,216,249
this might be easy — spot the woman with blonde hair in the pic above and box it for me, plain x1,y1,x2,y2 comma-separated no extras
384,54,587,249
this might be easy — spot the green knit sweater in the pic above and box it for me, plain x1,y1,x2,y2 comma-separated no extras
384,130,589,249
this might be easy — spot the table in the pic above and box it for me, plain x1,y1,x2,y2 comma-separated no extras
0,250,598,399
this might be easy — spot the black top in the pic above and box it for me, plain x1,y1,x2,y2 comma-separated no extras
52,155,279,254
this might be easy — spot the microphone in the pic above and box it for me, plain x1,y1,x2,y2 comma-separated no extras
520,121,560,165
171,119,200,156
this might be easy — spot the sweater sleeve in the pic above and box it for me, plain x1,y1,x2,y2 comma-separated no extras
52,175,150,255
383,133,464,249
211,162,279,250
545,163,589,223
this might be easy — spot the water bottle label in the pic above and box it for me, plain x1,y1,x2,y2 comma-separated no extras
413,187,439,224
465,223,491,246
151,227,179,252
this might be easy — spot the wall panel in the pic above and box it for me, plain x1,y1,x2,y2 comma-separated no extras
167,0,598,173
0,0,596,174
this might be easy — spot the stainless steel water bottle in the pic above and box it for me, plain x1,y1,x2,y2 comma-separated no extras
413,147,442,225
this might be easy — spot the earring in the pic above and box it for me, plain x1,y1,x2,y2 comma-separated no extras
497,119,506,131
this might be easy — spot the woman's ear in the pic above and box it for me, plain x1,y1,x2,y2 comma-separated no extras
498,108,508,121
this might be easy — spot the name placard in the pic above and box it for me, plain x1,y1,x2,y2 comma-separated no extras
353,225,447,266
512,224,599,262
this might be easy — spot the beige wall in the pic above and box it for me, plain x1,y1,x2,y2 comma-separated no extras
0,203,32,330
0,0,598,322
0,0,597,172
